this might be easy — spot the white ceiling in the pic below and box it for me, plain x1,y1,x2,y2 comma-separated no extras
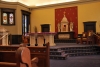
1,0,78,6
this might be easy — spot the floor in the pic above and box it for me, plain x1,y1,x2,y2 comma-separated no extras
50,55,100,67
50,43,100,67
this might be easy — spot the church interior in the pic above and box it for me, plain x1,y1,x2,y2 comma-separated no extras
0,0,100,67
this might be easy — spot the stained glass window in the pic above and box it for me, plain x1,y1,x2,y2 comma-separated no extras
9,13,14,24
1,8,15,25
3,13,7,24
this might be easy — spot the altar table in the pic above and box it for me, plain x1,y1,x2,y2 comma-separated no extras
29,32,56,46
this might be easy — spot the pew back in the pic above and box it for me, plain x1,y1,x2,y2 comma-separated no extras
0,42,50,67
0,47,32,67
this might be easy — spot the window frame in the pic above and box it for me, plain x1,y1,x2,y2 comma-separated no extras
21,10,30,35
1,8,15,25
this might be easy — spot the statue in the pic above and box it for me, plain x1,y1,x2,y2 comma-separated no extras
57,23,61,32
70,22,74,32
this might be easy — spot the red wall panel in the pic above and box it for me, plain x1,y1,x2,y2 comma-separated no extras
55,6,78,38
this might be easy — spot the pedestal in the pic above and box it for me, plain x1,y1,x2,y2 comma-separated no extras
29,32,56,46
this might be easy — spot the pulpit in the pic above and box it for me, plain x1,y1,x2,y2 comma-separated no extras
0,27,8,46
29,32,56,46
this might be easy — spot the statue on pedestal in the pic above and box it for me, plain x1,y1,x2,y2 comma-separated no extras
70,22,74,32
57,23,61,32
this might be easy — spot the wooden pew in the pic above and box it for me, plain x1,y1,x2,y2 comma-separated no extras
0,42,50,67
0,46,35,67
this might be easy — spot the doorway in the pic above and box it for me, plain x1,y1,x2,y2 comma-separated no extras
83,21,96,33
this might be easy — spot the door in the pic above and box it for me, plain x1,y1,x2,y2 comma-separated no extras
83,21,96,33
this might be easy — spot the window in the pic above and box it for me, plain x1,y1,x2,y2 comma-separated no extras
22,10,30,35
1,8,15,25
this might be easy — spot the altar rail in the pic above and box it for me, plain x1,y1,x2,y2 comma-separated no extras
0,42,50,67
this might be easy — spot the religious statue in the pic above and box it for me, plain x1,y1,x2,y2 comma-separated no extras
57,23,61,32
70,22,74,32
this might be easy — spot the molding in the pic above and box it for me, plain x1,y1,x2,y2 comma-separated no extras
0,1,30,9
0,0,100,9
30,0,100,9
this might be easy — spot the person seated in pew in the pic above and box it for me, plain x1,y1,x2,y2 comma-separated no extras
22,35,30,46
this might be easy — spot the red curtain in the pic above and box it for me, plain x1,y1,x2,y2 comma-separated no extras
55,6,78,38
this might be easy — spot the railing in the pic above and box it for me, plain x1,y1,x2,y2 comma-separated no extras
93,32,100,45
0,33,8,40
0,33,8,45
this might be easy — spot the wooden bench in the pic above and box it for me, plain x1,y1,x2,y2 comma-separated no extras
0,46,37,67
0,42,50,67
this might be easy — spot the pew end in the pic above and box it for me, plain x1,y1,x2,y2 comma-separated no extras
31,57,38,67
0,46,38,67
0,42,50,67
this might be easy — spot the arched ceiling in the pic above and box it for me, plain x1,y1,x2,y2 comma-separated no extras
1,0,78,6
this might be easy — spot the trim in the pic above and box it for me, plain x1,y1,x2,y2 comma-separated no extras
30,0,100,9
21,10,31,15
0,1,30,9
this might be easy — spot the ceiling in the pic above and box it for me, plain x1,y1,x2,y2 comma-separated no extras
1,0,79,6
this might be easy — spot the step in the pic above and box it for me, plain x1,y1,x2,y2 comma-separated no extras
50,50,65,55
50,48,61,51
50,54,68,60
64,49,98,53
60,47,96,50
54,39,76,43
68,51,100,57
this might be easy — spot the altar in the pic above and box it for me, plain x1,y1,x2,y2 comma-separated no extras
56,12,75,39
57,32,75,39
29,32,56,46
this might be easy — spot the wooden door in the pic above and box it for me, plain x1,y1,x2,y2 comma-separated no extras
83,21,96,33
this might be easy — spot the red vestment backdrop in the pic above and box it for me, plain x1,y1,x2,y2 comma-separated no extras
55,6,78,38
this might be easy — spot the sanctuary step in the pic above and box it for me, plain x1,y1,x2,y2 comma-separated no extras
54,39,76,43
50,44,100,60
